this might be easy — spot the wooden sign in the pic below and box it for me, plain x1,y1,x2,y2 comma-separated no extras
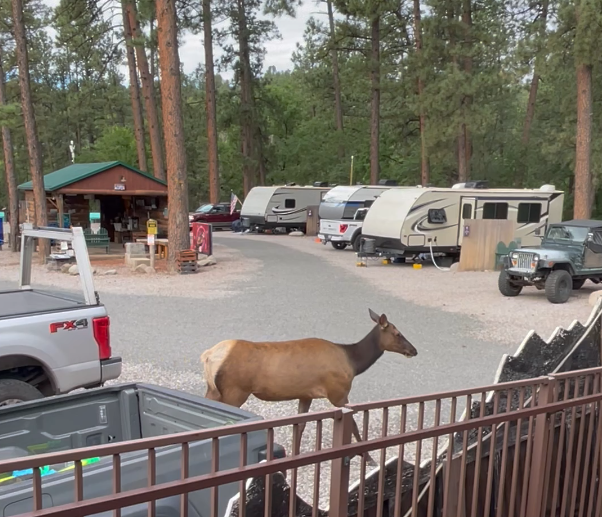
114,184,126,191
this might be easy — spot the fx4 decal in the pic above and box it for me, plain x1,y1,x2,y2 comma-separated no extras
50,319,88,334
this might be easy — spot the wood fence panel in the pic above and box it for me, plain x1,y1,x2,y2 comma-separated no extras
458,220,515,272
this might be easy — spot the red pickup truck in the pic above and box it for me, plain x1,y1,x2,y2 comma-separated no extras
189,203,241,230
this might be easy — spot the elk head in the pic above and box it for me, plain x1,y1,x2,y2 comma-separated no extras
369,309,418,358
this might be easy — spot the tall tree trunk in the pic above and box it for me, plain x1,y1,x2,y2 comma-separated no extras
369,15,380,185
518,0,549,187
203,0,220,203
0,46,18,252
458,0,472,182
127,0,165,180
12,0,48,262
157,0,189,271
413,0,429,186
122,0,147,172
326,0,344,159
237,0,255,196
573,63,592,219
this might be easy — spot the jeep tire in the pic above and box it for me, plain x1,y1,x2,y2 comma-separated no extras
0,379,44,407
498,270,523,297
545,270,573,304
572,279,586,290
331,242,347,250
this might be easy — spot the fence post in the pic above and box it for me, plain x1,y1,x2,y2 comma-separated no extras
329,408,354,517
525,377,555,517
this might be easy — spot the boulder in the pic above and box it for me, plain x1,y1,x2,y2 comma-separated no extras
197,255,217,267
104,269,118,275
134,264,148,273
68,265,79,276
289,231,305,237
144,266,156,274
589,290,602,307
129,257,151,270
61,263,72,274
450,262,460,272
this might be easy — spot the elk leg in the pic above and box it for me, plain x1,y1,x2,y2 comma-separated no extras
219,388,251,408
295,398,312,453
330,395,377,467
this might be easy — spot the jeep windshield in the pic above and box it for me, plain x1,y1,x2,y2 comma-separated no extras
543,225,590,245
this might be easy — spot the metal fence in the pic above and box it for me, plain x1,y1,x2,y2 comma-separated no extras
3,366,602,517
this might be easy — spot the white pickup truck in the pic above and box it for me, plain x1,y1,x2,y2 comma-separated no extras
318,208,368,251
0,225,122,406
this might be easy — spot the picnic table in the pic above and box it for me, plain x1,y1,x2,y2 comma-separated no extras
136,238,169,259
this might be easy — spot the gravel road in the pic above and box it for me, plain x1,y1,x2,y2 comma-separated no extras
0,233,596,508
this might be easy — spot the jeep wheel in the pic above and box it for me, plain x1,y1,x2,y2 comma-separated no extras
572,279,586,290
331,242,347,250
545,270,573,304
0,379,44,407
498,271,523,297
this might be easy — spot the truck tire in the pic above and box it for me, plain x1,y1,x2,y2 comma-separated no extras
498,271,522,297
573,279,586,290
545,270,573,304
351,233,361,252
331,242,347,250
0,379,44,407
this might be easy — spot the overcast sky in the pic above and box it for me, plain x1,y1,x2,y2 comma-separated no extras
43,0,325,80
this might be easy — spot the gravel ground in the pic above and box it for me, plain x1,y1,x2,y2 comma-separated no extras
0,234,594,509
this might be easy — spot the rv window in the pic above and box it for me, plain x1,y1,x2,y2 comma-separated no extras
285,199,296,209
483,202,508,220
462,204,473,220
428,208,447,224
517,203,542,223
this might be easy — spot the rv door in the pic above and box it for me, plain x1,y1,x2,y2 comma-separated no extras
459,197,476,245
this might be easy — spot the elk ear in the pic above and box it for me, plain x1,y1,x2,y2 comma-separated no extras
379,314,388,328
369,308,379,323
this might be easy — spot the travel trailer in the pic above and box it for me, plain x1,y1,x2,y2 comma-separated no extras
318,183,409,250
240,185,331,232
361,183,564,261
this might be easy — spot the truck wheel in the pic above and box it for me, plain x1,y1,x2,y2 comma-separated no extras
572,279,586,290
545,270,573,304
351,234,361,252
0,379,44,407
331,242,347,250
498,271,523,297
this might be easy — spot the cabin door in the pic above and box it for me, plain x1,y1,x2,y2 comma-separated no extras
459,197,476,245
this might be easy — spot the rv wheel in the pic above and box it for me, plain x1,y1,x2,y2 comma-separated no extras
331,242,347,250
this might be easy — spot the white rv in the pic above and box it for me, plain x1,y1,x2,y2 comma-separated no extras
318,184,409,250
240,185,331,232
361,183,564,260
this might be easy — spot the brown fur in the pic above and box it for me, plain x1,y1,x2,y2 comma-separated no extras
200,309,418,462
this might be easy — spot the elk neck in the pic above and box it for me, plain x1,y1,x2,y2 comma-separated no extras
342,325,384,376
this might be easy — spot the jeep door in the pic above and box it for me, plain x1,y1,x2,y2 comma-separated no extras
584,229,602,269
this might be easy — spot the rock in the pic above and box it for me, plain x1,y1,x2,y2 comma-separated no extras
134,264,148,273
197,255,217,267
68,265,79,276
589,290,602,307
144,266,156,274
289,231,305,237
91,267,97,275
450,262,460,272
104,269,118,275
61,263,72,274
129,257,151,269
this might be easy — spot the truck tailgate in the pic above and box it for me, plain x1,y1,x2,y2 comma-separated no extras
319,219,344,235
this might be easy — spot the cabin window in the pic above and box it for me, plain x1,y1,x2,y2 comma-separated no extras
483,202,508,220
428,208,447,224
285,199,296,209
462,204,473,220
517,203,542,223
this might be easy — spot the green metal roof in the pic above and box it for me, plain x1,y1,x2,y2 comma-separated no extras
17,161,167,191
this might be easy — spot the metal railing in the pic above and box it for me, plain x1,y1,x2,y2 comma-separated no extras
3,367,602,517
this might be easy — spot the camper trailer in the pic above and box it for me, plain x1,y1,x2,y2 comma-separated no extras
318,183,409,250
361,183,564,261
240,185,331,232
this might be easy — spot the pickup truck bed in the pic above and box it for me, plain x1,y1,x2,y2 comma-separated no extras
0,383,276,517
0,289,85,318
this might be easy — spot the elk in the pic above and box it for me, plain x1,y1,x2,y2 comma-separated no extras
201,309,418,458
